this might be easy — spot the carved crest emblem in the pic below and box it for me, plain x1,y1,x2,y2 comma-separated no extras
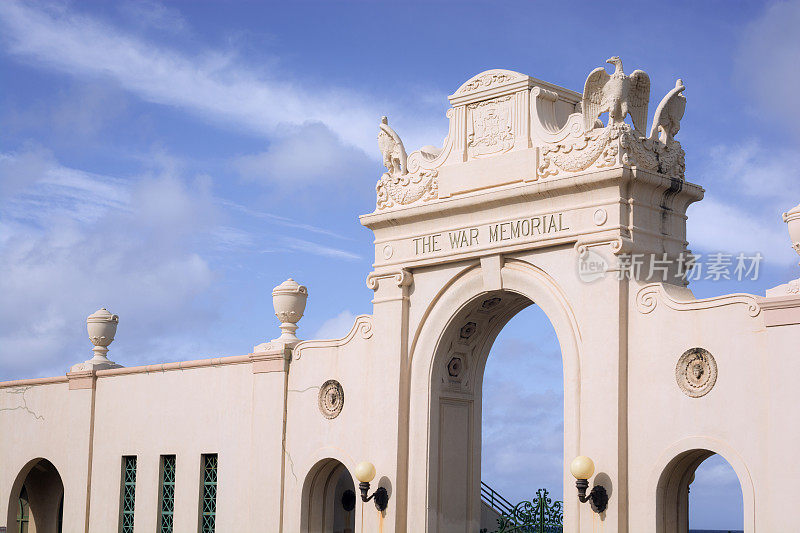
675,348,717,398
467,96,514,158
318,380,345,419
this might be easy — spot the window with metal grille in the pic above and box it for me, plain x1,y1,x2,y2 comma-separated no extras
17,485,30,533
158,455,176,533
199,454,217,533
119,456,136,533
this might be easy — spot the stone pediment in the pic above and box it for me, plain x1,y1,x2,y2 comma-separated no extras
372,59,692,215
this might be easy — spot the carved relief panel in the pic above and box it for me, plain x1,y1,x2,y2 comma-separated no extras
467,96,515,158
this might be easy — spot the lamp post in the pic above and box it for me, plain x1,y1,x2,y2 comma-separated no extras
354,461,388,511
570,456,608,513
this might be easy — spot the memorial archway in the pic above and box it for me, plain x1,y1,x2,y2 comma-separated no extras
6,458,64,533
407,259,583,532
301,458,357,533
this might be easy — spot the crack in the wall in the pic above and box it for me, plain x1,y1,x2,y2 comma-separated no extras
284,447,298,483
0,386,44,420
288,386,320,394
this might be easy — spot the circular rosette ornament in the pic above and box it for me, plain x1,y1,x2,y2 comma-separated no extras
675,347,717,398
318,380,344,419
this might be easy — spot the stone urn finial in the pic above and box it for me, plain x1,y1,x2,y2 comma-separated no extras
71,307,123,372
271,278,308,346
783,202,800,264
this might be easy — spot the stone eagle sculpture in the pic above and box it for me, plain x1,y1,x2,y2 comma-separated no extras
375,116,438,209
650,79,686,144
582,56,650,133
378,116,407,177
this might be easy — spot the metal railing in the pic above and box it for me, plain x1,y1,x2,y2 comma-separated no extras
481,484,563,533
481,480,516,516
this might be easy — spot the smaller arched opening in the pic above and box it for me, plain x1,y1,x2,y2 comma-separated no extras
6,458,64,533
656,449,746,533
301,458,356,533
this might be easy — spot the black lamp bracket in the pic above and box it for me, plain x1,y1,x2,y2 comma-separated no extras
359,481,389,511
576,479,608,513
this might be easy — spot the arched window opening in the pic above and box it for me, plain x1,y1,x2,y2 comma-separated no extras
301,459,356,533
7,459,64,533
657,449,745,533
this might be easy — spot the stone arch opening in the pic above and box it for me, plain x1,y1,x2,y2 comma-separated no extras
6,458,64,533
301,458,357,533
656,449,746,533
428,287,565,532
407,260,583,533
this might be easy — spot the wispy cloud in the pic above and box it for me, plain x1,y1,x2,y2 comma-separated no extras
1,148,131,224
278,237,360,261
0,1,430,154
220,199,351,241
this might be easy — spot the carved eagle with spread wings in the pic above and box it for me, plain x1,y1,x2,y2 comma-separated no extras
582,56,650,133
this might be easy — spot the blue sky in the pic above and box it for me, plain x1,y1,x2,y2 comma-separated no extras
2,1,798,529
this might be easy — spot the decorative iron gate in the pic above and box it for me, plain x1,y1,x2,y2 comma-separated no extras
485,488,563,533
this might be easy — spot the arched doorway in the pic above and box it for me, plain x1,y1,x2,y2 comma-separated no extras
407,260,583,533
427,279,575,533
7,458,64,533
656,449,746,533
302,458,357,533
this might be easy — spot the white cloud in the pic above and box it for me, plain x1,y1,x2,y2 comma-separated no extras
686,197,791,262
703,142,800,201
0,146,57,200
0,1,437,156
0,152,217,378
235,121,376,186
688,141,800,265
313,310,358,340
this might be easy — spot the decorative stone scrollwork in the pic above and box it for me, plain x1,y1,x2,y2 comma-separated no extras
318,380,345,419
636,283,761,318
675,348,717,398
537,123,679,179
456,69,522,95
375,169,438,210
365,269,413,291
